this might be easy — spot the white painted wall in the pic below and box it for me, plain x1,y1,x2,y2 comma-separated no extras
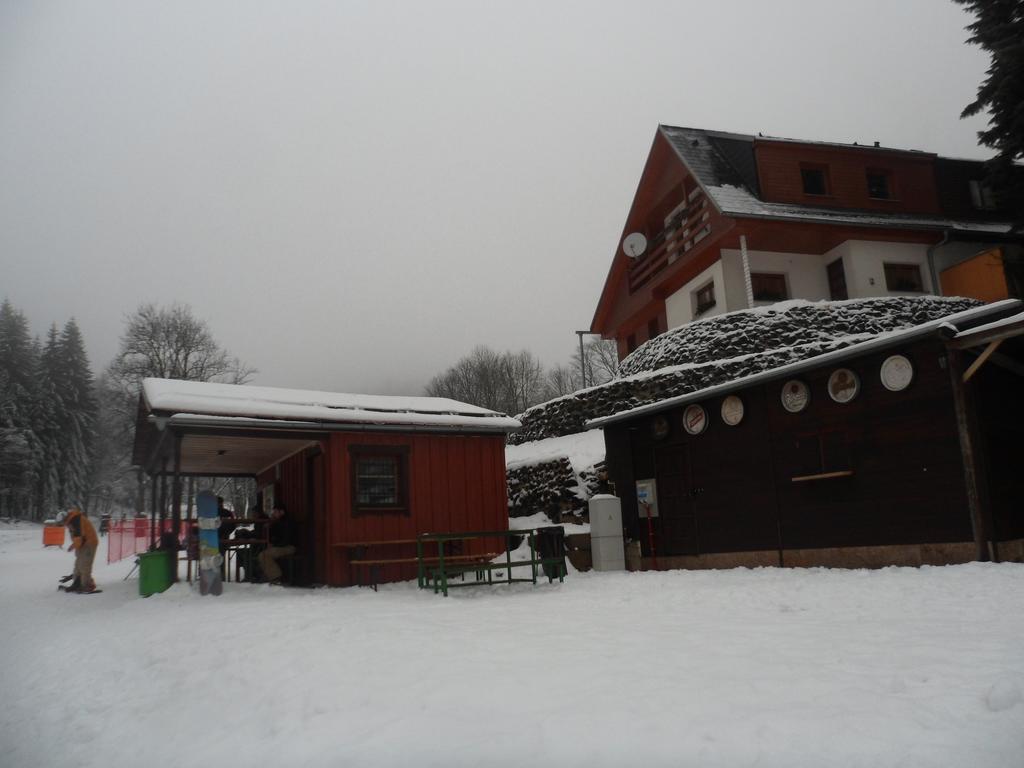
666,240,939,331
665,260,727,329
824,240,934,298
720,248,830,306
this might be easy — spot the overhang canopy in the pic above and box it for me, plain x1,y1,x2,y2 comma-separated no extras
132,378,521,477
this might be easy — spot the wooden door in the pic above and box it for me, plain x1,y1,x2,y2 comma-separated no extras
654,444,698,555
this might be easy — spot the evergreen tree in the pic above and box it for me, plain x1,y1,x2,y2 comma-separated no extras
0,300,41,519
33,325,63,517
57,319,96,508
954,0,1024,228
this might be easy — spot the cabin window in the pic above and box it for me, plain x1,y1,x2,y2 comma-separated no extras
827,259,848,300
800,164,830,196
350,446,409,515
693,281,716,316
884,263,925,293
866,169,893,200
751,273,789,302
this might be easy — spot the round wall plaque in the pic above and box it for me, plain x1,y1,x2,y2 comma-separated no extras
827,368,860,403
781,380,810,413
721,395,745,426
682,404,708,435
880,354,914,392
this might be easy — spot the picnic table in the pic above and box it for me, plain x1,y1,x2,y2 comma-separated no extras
336,539,499,591
417,528,566,596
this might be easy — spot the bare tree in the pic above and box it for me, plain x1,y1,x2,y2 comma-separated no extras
102,302,255,513
426,346,545,415
541,364,582,401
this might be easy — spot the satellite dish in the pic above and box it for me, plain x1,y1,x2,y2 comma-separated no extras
622,232,647,258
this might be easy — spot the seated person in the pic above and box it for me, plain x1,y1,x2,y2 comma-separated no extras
232,510,268,582
257,503,296,584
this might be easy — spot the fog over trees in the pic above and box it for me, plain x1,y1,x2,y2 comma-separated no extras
426,338,619,415
1,296,618,520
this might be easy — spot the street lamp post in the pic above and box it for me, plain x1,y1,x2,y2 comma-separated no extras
575,330,603,389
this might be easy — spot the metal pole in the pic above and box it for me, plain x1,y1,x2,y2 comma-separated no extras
575,331,587,388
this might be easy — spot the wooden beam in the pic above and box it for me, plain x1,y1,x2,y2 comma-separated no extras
948,316,1024,349
947,349,992,562
170,433,182,582
962,339,1003,383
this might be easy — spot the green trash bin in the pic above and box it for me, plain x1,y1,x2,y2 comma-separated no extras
138,550,172,597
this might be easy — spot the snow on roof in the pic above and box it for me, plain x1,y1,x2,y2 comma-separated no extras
658,125,1017,235
705,185,1015,234
588,299,1022,429
504,429,606,472
952,310,1024,342
141,379,521,433
511,297,1019,444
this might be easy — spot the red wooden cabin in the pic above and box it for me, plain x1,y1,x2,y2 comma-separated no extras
132,379,520,587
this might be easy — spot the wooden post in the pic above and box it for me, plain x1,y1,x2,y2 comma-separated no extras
158,458,168,532
947,348,991,562
170,433,183,582
149,471,158,551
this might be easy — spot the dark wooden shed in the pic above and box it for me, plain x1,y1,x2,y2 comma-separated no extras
590,300,1024,569
132,379,519,586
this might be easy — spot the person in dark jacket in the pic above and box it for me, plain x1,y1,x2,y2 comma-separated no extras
64,507,98,592
257,502,295,584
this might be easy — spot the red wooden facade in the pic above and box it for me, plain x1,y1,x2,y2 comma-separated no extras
592,127,1020,359
256,431,509,587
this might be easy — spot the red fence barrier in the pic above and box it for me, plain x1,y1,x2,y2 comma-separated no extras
107,518,189,564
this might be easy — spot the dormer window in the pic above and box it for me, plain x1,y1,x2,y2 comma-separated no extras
969,179,997,210
801,164,830,196
866,169,893,200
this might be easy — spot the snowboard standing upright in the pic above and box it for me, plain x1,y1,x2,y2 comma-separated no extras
197,490,223,596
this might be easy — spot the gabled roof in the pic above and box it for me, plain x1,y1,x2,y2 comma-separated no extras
140,378,521,433
659,125,1016,235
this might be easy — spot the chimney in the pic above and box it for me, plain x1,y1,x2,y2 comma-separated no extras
873,141,880,148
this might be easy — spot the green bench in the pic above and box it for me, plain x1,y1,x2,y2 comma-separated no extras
418,529,567,597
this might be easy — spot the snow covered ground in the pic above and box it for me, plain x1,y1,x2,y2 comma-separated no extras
2,520,1023,768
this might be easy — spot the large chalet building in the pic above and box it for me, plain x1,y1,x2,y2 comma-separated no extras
592,125,1022,358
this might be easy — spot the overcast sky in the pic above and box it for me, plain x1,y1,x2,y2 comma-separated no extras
0,0,993,395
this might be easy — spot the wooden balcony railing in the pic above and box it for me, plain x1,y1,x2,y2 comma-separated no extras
628,192,712,293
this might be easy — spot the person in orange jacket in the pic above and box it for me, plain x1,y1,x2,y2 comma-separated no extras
64,507,98,592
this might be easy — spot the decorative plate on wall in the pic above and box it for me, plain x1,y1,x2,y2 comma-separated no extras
682,404,708,435
827,368,861,403
781,380,810,413
721,395,745,426
880,354,914,392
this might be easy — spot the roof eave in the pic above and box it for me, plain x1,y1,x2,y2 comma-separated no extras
586,299,1022,430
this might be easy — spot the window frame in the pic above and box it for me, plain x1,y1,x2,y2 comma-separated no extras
349,445,410,516
693,281,717,316
751,272,790,303
866,168,895,200
800,164,831,196
883,262,925,293
968,179,997,210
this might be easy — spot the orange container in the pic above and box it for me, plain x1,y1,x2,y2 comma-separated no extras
43,526,65,547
